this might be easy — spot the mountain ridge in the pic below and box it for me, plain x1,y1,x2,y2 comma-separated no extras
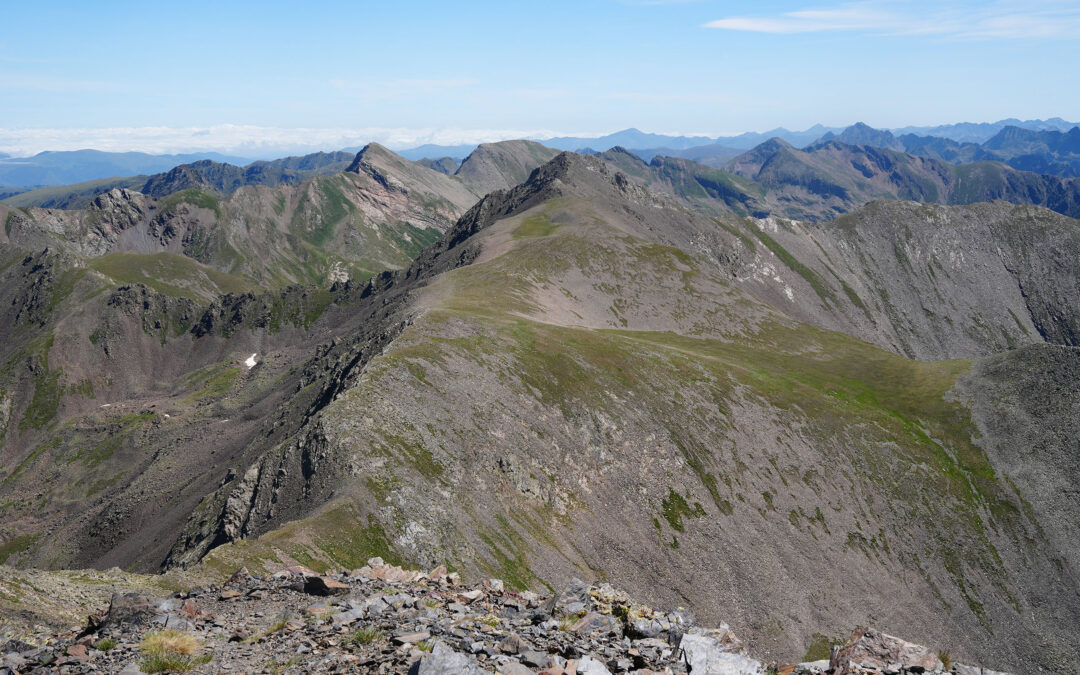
1,150,1079,670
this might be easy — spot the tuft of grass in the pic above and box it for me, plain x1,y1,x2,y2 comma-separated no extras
939,650,954,669
0,534,39,564
415,639,434,652
267,656,303,674
661,488,705,532
140,652,212,673
94,638,118,651
348,627,382,645
140,629,200,656
265,617,289,634
139,629,208,673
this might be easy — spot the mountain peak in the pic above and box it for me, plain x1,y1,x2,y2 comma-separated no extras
346,142,400,173
454,140,560,195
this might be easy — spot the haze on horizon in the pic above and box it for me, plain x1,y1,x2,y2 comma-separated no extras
1,0,1077,157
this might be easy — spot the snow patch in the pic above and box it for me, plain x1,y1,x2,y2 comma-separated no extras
244,353,258,369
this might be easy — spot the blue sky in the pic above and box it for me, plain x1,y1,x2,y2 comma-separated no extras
0,0,1077,155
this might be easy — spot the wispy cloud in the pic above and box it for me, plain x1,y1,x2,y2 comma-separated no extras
704,1,1080,39
0,125,575,157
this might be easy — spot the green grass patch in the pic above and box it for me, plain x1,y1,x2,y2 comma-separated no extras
200,502,403,577
19,334,61,432
75,411,155,468
513,213,559,239
183,364,241,403
0,534,39,564
158,189,222,218
803,633,844,661
661,489,705,532
89,252,251,301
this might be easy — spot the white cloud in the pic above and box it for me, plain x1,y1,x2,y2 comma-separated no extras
0,125,578,157
704,1,1080,39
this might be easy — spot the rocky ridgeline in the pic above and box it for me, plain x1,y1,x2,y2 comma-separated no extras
0,560,1011,674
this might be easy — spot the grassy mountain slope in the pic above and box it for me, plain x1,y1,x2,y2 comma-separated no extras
1,176,147,209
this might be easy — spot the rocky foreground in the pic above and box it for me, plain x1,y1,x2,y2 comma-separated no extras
0,560,1011,674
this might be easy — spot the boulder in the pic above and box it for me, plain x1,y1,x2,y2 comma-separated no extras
547,578,591,616
830,627,943,674
104,593,159,627
679,628,764,675
409,641,486,674
303,575,350,596
577,655,612,674
571,611,621,636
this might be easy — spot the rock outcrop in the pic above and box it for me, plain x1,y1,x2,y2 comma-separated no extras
0,561,1013,675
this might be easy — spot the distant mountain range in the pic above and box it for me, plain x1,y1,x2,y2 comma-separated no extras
393,118,1080,164
817,121,1080,177
0,149,253,188
4,119,1077,190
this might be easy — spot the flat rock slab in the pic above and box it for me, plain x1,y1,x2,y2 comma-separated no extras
303,575,350,596
393,630,432,645
411,642,486,674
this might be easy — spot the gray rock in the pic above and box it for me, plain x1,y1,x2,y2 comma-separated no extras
554,578,591,614
331,608,364,625
410,642,486,674
679,630,764,675
629,618,665,638
499,633,529,654
571,612,621,636
103,593,160,627
577,655,613,674
393,630,432,645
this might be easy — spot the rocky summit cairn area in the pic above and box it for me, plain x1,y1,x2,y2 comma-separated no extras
0,560,1010,674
